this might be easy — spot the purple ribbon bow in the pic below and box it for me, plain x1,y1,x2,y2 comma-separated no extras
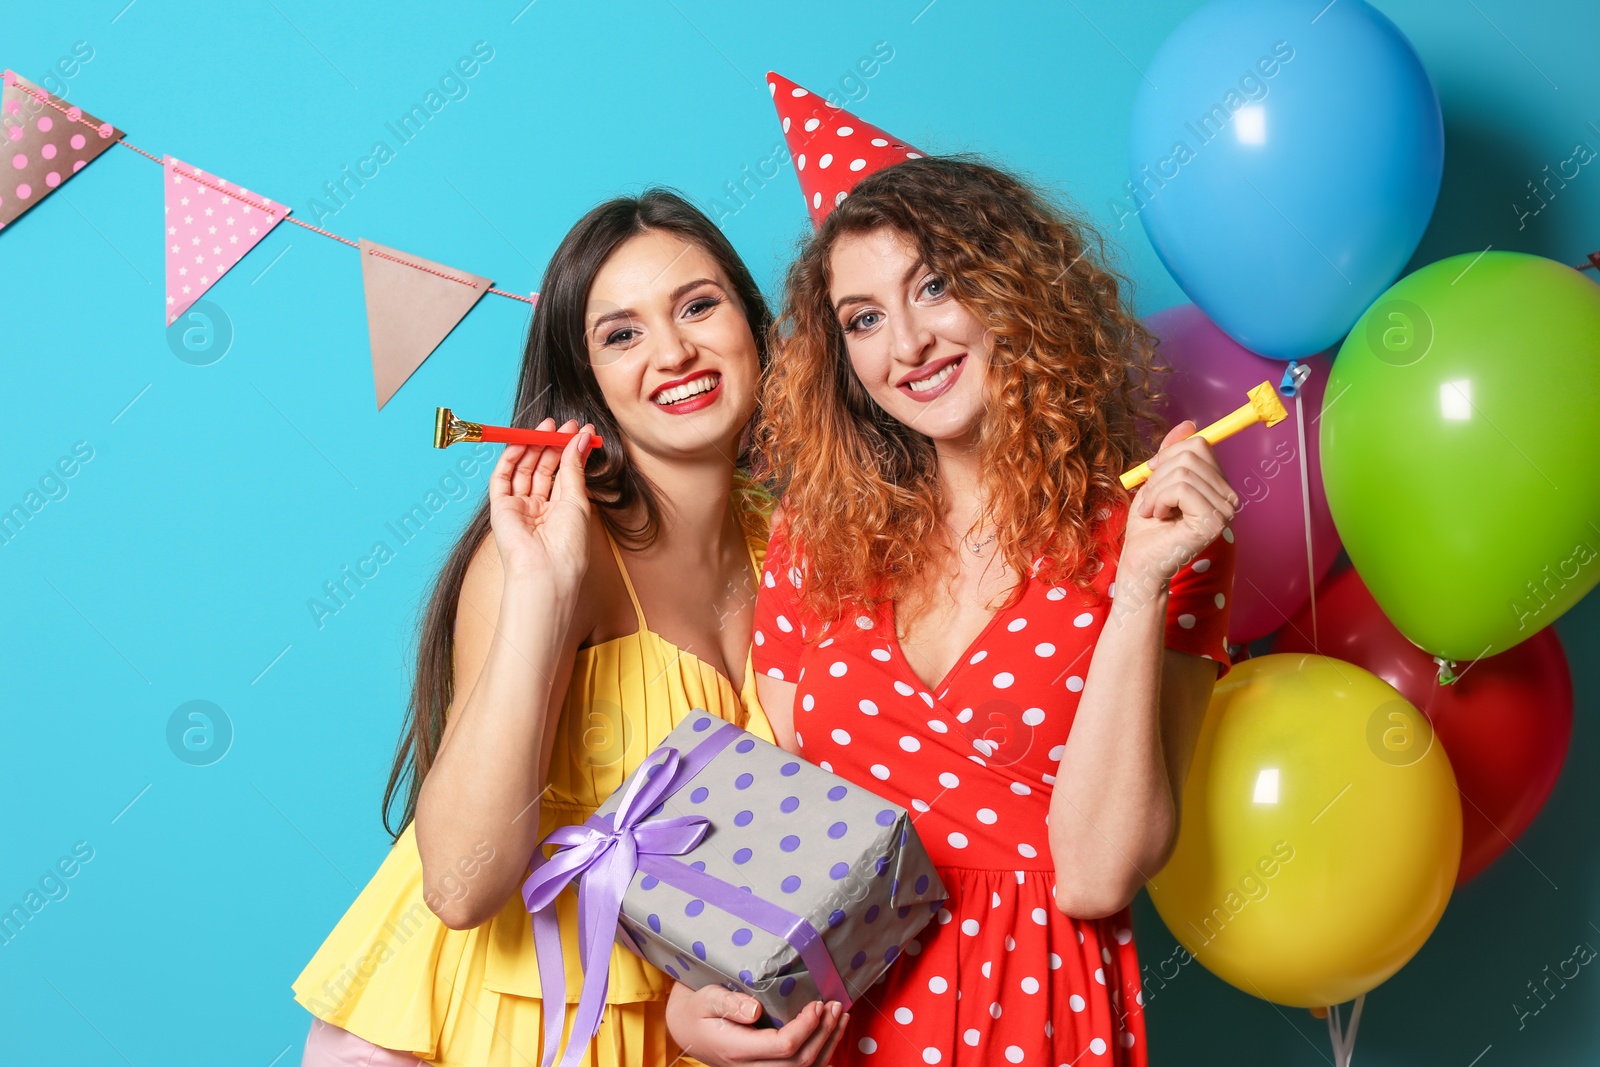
522,743,708,1067
522,718,852,1067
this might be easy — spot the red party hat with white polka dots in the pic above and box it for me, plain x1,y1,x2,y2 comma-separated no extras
766,71,923,228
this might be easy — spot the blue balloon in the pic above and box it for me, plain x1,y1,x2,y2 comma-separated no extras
1127,0,1443,360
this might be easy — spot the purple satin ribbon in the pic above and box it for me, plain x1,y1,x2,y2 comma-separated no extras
520,720,850,1067
634,852,849,1005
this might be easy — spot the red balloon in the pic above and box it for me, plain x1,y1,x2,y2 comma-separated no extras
1271,565,1572,883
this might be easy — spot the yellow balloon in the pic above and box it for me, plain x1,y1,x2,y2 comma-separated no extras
1147,653,1461,1007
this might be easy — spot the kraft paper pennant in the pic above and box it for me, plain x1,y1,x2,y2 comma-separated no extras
0,70,124,231
359,238,492,410
164,155,290,325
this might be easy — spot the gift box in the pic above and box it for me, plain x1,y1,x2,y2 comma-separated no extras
522,707,947,1067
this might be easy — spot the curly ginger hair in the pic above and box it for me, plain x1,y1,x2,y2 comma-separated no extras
754,155,1169,626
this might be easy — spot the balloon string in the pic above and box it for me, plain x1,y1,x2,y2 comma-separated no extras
1295,387,1318,651
1325,995,1365,1066
1345,994,1365,1065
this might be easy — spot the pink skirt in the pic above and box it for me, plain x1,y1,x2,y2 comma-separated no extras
301,1016,423,1067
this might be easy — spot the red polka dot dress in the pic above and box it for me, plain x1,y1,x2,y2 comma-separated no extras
750,499,1236,1066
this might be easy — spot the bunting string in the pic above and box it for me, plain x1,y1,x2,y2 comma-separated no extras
9,77,531,303
7,74,533,304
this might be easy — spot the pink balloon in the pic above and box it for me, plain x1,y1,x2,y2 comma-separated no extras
1145,304,1342,644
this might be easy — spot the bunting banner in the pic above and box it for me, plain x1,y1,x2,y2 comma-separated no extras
0,68,534,409
359,239,491,410
1,70,123,231
163,156,290,325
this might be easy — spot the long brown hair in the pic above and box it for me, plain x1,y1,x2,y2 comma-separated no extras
382,189,773,839
755,155,1166,626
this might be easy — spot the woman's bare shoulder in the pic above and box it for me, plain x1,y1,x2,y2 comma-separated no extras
455,516,609,646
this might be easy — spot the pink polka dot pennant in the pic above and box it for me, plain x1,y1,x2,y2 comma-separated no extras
766,71,924,229
0,69,124,232
163,155,290,326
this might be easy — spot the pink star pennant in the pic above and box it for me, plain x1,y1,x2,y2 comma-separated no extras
163,155,289,325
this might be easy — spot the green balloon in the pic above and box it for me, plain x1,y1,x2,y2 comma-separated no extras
1321,251,1600,661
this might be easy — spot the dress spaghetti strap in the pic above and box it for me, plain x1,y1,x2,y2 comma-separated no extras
602,521,765,638
601,523,650,634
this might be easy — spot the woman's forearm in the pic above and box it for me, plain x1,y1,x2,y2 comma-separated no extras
414,576,577,928
1047,564,1176,918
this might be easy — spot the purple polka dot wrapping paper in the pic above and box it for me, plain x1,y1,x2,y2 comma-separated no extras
592,707,948,1025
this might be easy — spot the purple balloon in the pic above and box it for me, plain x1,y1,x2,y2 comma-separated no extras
1145,304,1342,645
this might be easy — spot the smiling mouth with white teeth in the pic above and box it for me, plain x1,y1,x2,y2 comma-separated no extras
907,364,957,392
651,372,721,406
898,355,966,402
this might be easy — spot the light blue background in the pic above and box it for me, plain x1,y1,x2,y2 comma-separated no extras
2,1,1596,1063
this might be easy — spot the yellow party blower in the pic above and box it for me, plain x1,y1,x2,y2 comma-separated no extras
1120,380,1288,490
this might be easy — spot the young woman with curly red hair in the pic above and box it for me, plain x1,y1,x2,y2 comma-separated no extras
743,156,1239,1066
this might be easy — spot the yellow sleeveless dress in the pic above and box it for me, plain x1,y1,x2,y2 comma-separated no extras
293,520,775,1067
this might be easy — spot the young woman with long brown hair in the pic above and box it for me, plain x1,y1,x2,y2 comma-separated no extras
291,189,845,1067
737,155,1240,1066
